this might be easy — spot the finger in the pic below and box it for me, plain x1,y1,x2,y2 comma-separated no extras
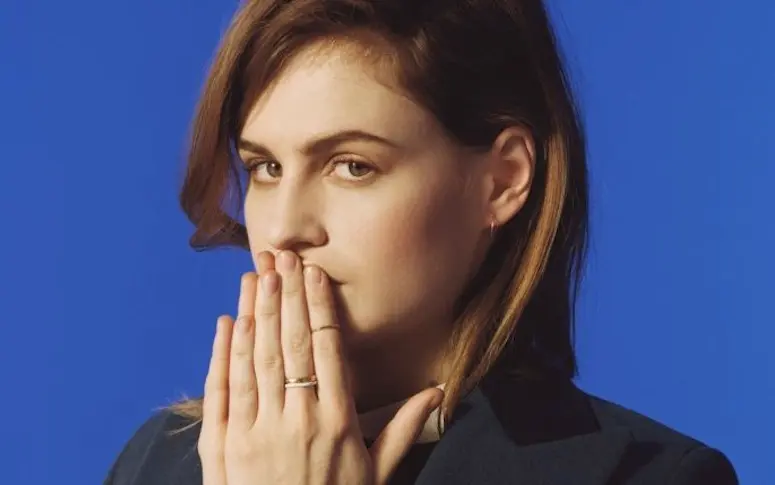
254,252,275,393
228,273,259,428
203,315,233,429
200,315,231,485
254,269,285,415
238,272,258,317
304,265,350,410
370,389,444,485
257,250,276,275
277,251,316,409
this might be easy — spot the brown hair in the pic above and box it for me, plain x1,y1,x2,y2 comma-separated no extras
170,0,588,434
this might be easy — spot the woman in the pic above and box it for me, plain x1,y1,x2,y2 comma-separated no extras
104,0,738,484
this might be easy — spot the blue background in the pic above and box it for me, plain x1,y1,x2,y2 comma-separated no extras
1,1,772,483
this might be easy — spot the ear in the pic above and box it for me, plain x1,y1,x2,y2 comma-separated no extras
482,126,536,229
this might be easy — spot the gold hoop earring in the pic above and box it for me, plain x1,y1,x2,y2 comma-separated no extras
490,217,498,239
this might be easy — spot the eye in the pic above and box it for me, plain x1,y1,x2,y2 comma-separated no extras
243,159,282,179
241,157,376,183
332,158,376,181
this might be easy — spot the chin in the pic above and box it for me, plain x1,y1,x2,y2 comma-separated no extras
330,285,408,351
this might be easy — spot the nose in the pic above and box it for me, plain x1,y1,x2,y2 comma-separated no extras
264,182,327,253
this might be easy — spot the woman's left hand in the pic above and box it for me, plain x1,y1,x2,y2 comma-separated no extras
198,250,444,485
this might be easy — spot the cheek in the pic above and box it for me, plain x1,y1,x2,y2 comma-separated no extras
347,180,475,323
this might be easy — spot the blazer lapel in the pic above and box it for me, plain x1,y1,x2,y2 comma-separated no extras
415,377,634,485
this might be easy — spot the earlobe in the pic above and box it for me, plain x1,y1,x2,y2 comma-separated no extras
485,126,536,229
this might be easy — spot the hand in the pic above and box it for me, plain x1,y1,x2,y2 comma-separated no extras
198,250,444,485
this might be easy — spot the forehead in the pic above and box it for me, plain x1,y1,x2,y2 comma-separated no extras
240,44,439,144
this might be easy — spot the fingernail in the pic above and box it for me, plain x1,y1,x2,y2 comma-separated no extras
304,266,322,285
278,251,296,271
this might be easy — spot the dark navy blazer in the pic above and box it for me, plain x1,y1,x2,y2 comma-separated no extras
104,372,738,484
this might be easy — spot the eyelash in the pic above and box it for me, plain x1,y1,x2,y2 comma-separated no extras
241,157,376,184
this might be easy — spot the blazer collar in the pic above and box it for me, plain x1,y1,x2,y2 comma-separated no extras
414,374,634,485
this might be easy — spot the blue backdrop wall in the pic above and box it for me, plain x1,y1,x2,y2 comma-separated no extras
0,1,772,483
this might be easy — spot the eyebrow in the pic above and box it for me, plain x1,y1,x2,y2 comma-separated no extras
237,129,401,158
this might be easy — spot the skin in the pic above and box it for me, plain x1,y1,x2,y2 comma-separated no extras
198,41,535,484
199,252,444,484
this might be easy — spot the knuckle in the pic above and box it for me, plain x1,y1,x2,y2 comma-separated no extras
256,303,277,317
282,282,302,297
256,353,283,371
287,331,310,355
232,345,252,360
313,334,339,358
306,290,329,308
234,314,254,327
231,377,255,396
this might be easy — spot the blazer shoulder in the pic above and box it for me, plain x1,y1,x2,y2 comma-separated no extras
587,394,701,446
585,393,738,484
669,446,739,485
103,409,201,485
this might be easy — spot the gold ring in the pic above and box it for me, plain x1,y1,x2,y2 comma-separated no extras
284,381,318,389
284,375,318,389
311,324,341,334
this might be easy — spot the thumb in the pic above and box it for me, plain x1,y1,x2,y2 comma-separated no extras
368,388,444,485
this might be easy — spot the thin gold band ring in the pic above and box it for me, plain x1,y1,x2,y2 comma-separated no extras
311,324,341,334
284,375,318,389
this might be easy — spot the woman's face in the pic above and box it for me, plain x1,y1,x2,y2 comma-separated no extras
238,44,489,357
